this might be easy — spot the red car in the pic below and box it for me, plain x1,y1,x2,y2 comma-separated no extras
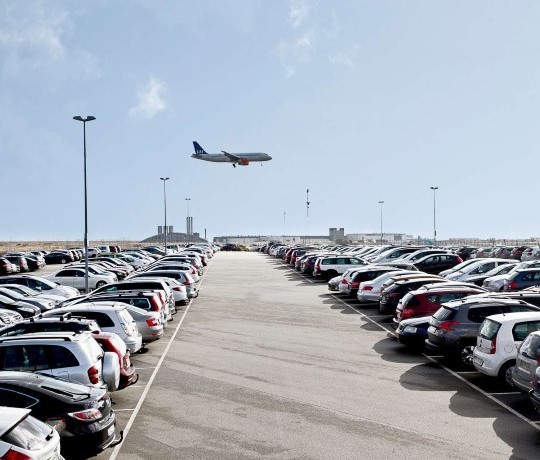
393,284,485,328
92,331,138,390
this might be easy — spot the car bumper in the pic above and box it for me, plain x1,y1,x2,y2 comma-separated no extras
62,410,117,452
125,333,143,353
471,351,500,377
119,364,138,389
529,389,540,413
424,339,444,354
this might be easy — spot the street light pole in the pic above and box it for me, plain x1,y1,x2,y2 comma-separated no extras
185,198,191,237
430,186,439,246
73,115,96,294
161,178,169,253
378,201,384,245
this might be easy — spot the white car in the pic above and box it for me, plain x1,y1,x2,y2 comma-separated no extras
46,268,117,291
46,302,142,353
0,407,63,460
444,258,513,282
357,270,415,302
0,275,80,298
472,311,540,382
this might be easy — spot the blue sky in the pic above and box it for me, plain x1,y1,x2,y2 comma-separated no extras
2,1,540,242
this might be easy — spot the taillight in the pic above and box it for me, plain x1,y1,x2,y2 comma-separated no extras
2,449,33,460
146,317,160,327
150,297,161,312
351,281,360,289
401,307,414,319
315,260,321,270
456,256,463,263
157,291,165,304
489,337,497,354
341,279,348,284
191,268,196,274
68,408,102,421
362,286,373,291
438,320,459,331
88,365,99,384
184,280,193,285
508,281,519,290
173,286,185,292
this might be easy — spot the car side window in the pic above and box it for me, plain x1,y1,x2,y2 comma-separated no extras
336,258,347,265
0,345,49,371
57,270,76,277
48,345,79,368
75,311,115,328
467,306,502,323
0,388,38,409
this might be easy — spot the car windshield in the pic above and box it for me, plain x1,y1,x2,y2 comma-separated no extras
433,306,457,321
479,319,501,339
1,414,52,451
519,334,540,360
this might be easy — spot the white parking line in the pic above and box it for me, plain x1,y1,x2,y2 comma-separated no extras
108,261,213,460
489,392,523,396
134,367,156,370
286,265,540,433
113,408,136,412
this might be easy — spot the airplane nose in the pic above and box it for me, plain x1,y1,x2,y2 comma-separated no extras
268,155,272,160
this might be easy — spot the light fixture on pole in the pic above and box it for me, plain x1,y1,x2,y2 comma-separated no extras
378,201,384,245
160,178,170,253
185,198,191,236
430,186,439,246
73,115,96,294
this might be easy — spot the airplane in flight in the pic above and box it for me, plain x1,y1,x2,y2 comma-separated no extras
191,141,272,167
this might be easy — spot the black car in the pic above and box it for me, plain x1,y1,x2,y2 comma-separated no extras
425,298,540,367
411,254,463,275
0,295,41,318
456,246,478,261
0,371,119,452
379,278,446,315
44,251,73,264
0,314,100,337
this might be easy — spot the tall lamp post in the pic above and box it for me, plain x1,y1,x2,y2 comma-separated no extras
185,198,191,236
378,201,384,245
160,178,170,253
73,115,96,294
430,186,438,246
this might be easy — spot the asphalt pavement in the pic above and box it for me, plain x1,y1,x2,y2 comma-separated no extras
87,251,540,459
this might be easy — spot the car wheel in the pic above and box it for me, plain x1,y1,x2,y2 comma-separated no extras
60,258,67,264
325,270,337,281
457,342,475,367
95,281,106,288
498,361,516,386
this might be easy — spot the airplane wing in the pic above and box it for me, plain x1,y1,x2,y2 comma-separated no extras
221,151,240,162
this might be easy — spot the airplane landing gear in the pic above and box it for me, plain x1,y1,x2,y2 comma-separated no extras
232,163,236,168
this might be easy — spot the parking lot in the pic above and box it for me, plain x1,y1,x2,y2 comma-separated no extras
65,251,540,459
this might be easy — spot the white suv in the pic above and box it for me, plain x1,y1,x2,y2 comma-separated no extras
0,331,120,391
313,256,366,280
472,311,540,382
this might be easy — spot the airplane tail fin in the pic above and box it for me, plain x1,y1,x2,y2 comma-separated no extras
193,141,207,155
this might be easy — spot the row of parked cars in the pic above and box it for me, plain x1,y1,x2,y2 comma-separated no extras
0,242,218,459
262,242,540,418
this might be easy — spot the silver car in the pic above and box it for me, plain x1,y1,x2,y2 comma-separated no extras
511,330,540,392
124,304,164,343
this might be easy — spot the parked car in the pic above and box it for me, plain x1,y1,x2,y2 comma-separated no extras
46,268,117,291
0,371,119,452
444,258,514,282
357,270,416,303
4,255,29,273
92,331,138,390
0,406,62,459
312,255,367,280
0,283,65,307
521,246,539,262
466,263,518,287
0,314,101,337
408,253,463,274
502,268,540,291
379,277,447,315
127,271,198,299
393,284,485,328
340,267,399,298
439,258,491,277
425,298,540,367
482,261,540,291
0,287,55,313
0,275,80,298
511,330,540,392
44,251,74,264
0,331,120,391
0,294,41,318
393,316,432,348
45,303,142,353
0,258,15,276
472,312,540,383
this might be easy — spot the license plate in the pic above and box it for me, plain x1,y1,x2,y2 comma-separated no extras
107,425,115,437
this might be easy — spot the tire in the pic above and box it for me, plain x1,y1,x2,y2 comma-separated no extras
325,270,337,281
498,361,516,386
455,342,476,368
60,258,67,264
95,281,106,288
102,352,120,392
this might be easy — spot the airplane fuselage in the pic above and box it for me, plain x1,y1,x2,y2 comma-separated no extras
191,153,271,163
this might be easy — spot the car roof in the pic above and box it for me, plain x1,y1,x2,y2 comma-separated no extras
485,311,540,324
0,331,89,343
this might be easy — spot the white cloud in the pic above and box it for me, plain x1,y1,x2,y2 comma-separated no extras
129,76,167,119
328,52,354,67
0,1,100,80
289,0,312,29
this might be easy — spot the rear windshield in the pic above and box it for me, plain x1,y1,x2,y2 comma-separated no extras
519,333,540,360
479,319,501,340
1,415,52,451
433,307,456,321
